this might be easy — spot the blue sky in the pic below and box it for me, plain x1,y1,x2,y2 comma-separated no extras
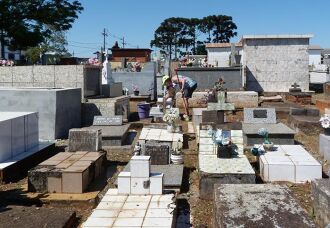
67,0,330,57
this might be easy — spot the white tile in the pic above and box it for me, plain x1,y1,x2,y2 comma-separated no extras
149,201,175,209
90,209,120,218
199,138,213,145
151,194,174,202
122,202,149,210
126,195,151,202
293,161,322,182
145,208,174,218
101,195,127,203
82,217,115,227
105,188,118,195
96,202,124,210
142,217,173,227
117,209,146,218
113,217,144,227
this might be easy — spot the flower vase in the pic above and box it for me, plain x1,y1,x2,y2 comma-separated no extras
167,123,175,133
133,91,139,96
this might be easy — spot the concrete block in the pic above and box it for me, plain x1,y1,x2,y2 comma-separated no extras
244,108,277,124
311,179,330,228
214,184,316,227
130,156,150,178
118,172,131,194
47,176,62,193
226,91,258,108
62,166,89,193
150,173,163,195
130,177,150,195
320,134,330,161
68,128,102,152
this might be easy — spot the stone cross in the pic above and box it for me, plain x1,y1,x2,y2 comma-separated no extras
291,83,300,89
208,78,235,111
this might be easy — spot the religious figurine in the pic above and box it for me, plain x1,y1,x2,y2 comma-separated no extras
214,77,227,92
133,142,141,156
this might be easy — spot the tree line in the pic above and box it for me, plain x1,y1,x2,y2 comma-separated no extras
150,15,237,59
0,0,83,62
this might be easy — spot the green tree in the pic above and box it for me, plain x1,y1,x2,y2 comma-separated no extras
0,0,83,58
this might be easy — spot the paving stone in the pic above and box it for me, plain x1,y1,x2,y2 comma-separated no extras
145,208,173,218
122,202,149,210
90,209,120,218
83,217,115,227
101,195,127,203
117,209,146,218
113,217,144,227
96,202,124,210
126,195,152,202
214,184,316,228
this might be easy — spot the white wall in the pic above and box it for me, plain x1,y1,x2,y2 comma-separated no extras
207,47,243,67
308,50,322,66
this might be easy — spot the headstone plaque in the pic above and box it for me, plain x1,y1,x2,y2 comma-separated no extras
202,110,224,124
253,110,267,119
93,116,123,126
144,141,170,165
244,108,276,124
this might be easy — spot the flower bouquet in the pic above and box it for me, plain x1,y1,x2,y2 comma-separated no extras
258,128,274,151
163,108,180,132
320,114,330,135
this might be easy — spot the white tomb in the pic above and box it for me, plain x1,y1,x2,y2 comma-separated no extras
0,112,39,163
259,145,322,183
118,156,164,195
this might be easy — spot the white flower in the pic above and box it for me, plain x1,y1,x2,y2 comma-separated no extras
320,114,330,129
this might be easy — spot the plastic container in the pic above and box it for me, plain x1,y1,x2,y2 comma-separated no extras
137,102,150,119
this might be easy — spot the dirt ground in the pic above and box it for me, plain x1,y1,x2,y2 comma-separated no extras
0,95,328,228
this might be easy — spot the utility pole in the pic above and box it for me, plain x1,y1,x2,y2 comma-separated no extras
120,37,126,48
101,28,108,62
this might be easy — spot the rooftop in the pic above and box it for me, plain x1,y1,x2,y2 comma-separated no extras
309,45,323,50
205,42,242,48
242,34,314,39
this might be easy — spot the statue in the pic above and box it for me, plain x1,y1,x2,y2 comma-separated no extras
133,142,141,156
213,78,227,104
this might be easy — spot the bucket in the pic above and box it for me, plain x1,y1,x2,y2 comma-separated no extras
137,102,150,119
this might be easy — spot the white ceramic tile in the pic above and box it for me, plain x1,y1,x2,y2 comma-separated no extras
122,202,149,210
142,217,173,227
148,201,175,209
90,209,120,218
105,188,118,195
126,195,151,202
150,174,163,195
118,172,131,194
113,217,144,227
96,202,124,210
145,208,173,218
151,194,174,202
117,209,146,218
101,195,127,203
82,217,115,227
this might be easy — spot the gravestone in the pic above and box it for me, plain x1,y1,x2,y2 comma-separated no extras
289,82,302,92
144,141,170,165
244,108,277,124
207,79,235,112
68,129,102,152
202,110,224,124
93,115,123,126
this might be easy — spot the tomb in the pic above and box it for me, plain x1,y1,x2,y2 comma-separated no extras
28,151,105,193
319,133,330,161
192,108,207,130
259,145,322,183
117,156,164,195
288,107,321,133
214,184,316,227
242,108,296,146
0,87,81,140
316,99,330,112
83,115,132,147
198,127,255,200
286,83,312,104
0,112,54,182
138,127,183,155
149,106,164,122
311,179,330,227
82,96,130,126
82,188,176,228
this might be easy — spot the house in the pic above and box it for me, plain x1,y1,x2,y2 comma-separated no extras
205,42,243,67
242,34,312,92
0,43,24,61
110,48,152,63
322,49,330,65
308,45,323,66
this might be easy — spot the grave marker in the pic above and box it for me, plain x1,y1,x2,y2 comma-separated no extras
144,141,170,165
93,116,123,126
244,108,276,124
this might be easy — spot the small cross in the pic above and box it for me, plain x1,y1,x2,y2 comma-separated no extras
291,82,300,89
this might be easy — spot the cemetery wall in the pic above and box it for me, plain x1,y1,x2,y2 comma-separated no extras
112,62,157,99
0,88,81,140
176,67,242,90
243,38,310,92
0,65,102,98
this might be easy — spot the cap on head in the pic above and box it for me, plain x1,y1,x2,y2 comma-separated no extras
162,75,170,85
